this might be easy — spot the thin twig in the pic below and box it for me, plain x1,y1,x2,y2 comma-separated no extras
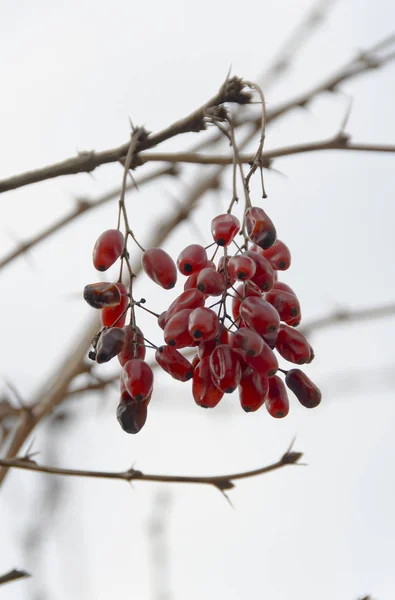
0,445,303,491
300,302,395,336
0,569,31,586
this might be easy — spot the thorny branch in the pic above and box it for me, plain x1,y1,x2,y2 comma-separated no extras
0,444,302,491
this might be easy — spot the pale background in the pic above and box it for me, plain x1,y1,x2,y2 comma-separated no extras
1,1,395,599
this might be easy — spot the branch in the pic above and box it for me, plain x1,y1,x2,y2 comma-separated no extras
0,165,177,272
0,445,303,491
0,76,250,195
300,302,395,336
0,569,31,586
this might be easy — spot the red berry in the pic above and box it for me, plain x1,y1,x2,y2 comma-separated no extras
245,207,277,250
93,229,124,271
83,282,121,309
117,399,149,434
232,282,262,322
184,271,200,291
265,289,301,323
157,311,167,330
165,289,205,323
155,345,194,382
275,324,312,365
118,325,146,366
272,281,297,295
244,250,274,291
228,255,256,281
285,369,322,408
217,256,237,288
266,376,289,418
121,359,153,402
192,357,224,408
177,244,208,275
100,282,128,328
197,328,229,358
231,328,264,357
96,327,127,363
209,345,242,393
239,369,269,412
211,213,240,246
197,268,226,296
263,239,291,271
188,307,220,341
240,296,280,335
244,340,278,377
164,309,194,348
142,248,177,289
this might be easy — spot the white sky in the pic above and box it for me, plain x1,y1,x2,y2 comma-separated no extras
1,1,395,599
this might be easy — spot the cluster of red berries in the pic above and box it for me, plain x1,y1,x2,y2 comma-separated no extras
84,205,321,434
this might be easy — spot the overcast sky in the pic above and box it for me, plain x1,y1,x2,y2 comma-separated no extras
1,1,395,599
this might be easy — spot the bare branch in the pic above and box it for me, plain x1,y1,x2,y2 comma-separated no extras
0,445,303,490
0,569,31,586
300,302,395,336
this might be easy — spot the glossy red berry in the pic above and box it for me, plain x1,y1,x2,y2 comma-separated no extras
165,289,205,324
164,309,194,348
192,357,224,408
245,206,277,250
240,296,280,335
228,256,256,281
231,328,264,357
266,376,290,418
263,239,291,271
177,244,208,275
96,327,127,363
100,282,128,328
142,248,177,289
285,369,322,408
244,250,274,291
232,282,262,321
83,282,121,309
121,359,154,402
117,399,149,434
265,289,301,323
188,307,220,341
272,280,297,296
275,324,312,365
197,268,226,296
239,369,269,412
118,325,146,366
209,345,242,393
243,340,278,377
155,345,194,382
93,229,124,271
184,271,200,291
211,213,240,246
157,311,167,330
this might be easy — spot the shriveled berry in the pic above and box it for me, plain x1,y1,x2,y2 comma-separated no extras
142,248,177,289
239,369,269,412
193,357,224,408
285,369,322,408
155,345,193,382
96,327,127,363
266,376,289,418
263,239,291,271
188,307,220,341
240,296,280,335
245,206,277,250
197,268,226,296
275,324,312,365
121,359,153,402
117,399,149,434
210,345,242,393
165,289,205,323
100,282,129,328
228,255,256,281
93,229,124,271
177,244,208,275
211,213,240,246
83,282,121,309
164,309,194,348
118,325,146,366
